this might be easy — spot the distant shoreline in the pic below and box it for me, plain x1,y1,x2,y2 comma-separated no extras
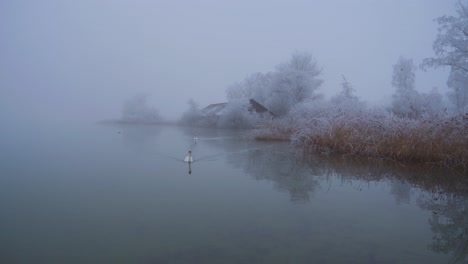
98,119,179,126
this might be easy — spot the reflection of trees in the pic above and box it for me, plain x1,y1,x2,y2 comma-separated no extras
187,127,324,203
418,193,468,264
195,126,468,207
182,127,468,262
240,149,321,203
390,180,412,205
290,155,468,263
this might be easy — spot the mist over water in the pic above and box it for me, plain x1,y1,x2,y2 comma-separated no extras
0,121,465,263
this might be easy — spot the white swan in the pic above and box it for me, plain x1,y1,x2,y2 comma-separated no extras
184,150,193,163
193,136,199,143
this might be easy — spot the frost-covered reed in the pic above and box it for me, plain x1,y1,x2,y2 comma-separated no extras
255,103,468,171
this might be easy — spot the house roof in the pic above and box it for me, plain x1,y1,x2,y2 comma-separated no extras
248,99,268,113
202,99,275,117
202,102,227,116
248,99,276,117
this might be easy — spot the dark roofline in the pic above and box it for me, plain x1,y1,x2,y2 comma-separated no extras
201,99,276,117
249,99,276,117
202,102,227,111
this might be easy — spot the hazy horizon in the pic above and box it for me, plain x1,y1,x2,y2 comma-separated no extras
0,0,457,122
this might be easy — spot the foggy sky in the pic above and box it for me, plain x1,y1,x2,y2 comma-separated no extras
0,0,457,122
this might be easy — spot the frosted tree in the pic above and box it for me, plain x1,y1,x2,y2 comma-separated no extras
422,1,468,113
447,69,468,112
267,51,323,116
180,98,203,125
121,94,161,123
331,75,360,107
218,100,257,128
420,88,444,116
226,72,272,104
393,56,416,91
422,0,468,73
224,51,323,117
391,56,421,118
338,75,356,99
226,81,249,101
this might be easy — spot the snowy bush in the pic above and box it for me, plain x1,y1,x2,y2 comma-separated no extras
226,51,323,117
121,94,161,124
218,100,260,129
390,57,423,119
179,99,204,126
447,69,468,112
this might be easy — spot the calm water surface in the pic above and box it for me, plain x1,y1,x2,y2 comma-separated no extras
0,121,466,264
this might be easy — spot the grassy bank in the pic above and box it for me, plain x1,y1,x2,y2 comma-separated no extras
255,108,468,172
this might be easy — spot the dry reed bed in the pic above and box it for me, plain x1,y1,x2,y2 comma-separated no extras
254,119,298,141
314,154,468,194
256,112,468,172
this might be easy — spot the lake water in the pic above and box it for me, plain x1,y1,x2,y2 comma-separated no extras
0,121,466,264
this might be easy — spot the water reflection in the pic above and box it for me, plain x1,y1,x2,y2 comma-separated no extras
238,148,321,203
190,128,467,262
234,145,467,205
390,180,412,205
418,192,468,264
185,126,467,199
126,125,468,263
264,156,467,263
182,128,320,202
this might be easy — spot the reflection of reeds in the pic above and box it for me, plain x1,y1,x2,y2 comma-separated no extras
224,139,468,204
211,133,468,261
254,119,297,141
312,154,468,195
256,112,468,173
